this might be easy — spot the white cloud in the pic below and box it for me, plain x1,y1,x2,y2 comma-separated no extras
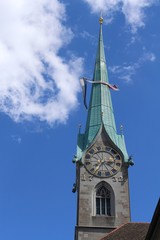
80,30,96,43
109,52,156,82
139,52,156,62
0,0,83,124
83,0,155,32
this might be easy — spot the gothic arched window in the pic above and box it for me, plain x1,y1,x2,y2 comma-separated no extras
96,185,111,216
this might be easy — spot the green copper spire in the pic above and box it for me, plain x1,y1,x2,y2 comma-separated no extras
84,17,117,148
75,18,132,164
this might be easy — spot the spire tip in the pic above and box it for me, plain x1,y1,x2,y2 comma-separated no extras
99,16,103,25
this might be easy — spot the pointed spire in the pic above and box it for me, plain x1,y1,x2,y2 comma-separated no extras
93,17,108,83
84,18,117,148
76,18,130,164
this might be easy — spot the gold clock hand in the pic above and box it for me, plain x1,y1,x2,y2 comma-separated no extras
94,160,102,174
107,160,114,164
106,157,114,164
94,165,100,172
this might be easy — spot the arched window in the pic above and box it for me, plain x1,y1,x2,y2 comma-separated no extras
96,185,111,216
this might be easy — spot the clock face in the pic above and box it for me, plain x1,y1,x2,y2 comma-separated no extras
84,145,122,178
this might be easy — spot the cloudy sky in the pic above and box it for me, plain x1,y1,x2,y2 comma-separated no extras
0,0,159,239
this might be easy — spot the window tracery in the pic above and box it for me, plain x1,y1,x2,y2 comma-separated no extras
96,185,111,216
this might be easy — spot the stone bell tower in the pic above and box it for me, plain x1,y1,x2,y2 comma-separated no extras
73,17,133,240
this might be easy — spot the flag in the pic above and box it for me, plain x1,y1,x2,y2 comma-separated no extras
82,78,119,91
80,77,119,109
80,78,88,109
100,82,119,91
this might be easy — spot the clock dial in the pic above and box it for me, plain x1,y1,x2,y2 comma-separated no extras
84,145,122,178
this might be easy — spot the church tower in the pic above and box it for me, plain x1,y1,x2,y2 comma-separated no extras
73,17,133,240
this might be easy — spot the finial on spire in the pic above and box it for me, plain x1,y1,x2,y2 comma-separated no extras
99,16,103,25
120,125,123,135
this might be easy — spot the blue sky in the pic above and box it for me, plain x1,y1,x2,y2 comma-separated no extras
0,0,160,239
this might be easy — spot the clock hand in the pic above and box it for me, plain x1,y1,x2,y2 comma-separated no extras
93,160,102,174
94,165,100,173
107,160,114,164
104,157,114,165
